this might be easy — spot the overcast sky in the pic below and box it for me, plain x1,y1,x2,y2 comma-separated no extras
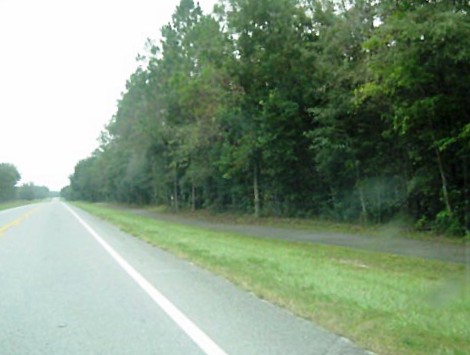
0,0,217,191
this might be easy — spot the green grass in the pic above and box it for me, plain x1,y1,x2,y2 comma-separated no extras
0,200,36,211
75,202,469,355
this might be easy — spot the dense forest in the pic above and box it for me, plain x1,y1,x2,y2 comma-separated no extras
64,0,470,236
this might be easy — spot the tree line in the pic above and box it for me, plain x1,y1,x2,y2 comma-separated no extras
0,163,52,201
64,0,470,235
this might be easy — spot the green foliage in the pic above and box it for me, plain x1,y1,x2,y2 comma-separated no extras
434,210,465,236
67,0,469,235
359,2,470,233
0,163,21,202
16,183,50,200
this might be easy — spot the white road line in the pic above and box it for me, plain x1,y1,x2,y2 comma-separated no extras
63,203,228,355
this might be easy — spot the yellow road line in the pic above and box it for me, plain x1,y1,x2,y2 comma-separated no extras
0,207,40,237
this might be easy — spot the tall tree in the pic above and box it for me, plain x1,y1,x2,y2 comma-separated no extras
359,1,470,232
223,0,318,216
0,163,21,202
306,0,407,223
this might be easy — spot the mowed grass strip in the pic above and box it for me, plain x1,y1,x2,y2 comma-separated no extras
75,202,469,355
0,200,34,211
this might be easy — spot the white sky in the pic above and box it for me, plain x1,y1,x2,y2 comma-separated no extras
0,0,217,191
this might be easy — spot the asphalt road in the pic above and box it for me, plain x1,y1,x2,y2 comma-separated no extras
0,201,368,354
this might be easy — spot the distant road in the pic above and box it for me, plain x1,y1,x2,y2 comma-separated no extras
0,201,367,354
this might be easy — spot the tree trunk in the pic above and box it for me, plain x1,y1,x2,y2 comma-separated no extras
174,168,179,210
191,182,196,212
359,186,368,224
376,180,382,224
435,148,452,215
151,164,159,204
356,161,368,224
463,155,469,232
330,187,338,219
253,161,260,218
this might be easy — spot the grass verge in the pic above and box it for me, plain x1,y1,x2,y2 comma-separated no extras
75,202,469,355
0,200,36,211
